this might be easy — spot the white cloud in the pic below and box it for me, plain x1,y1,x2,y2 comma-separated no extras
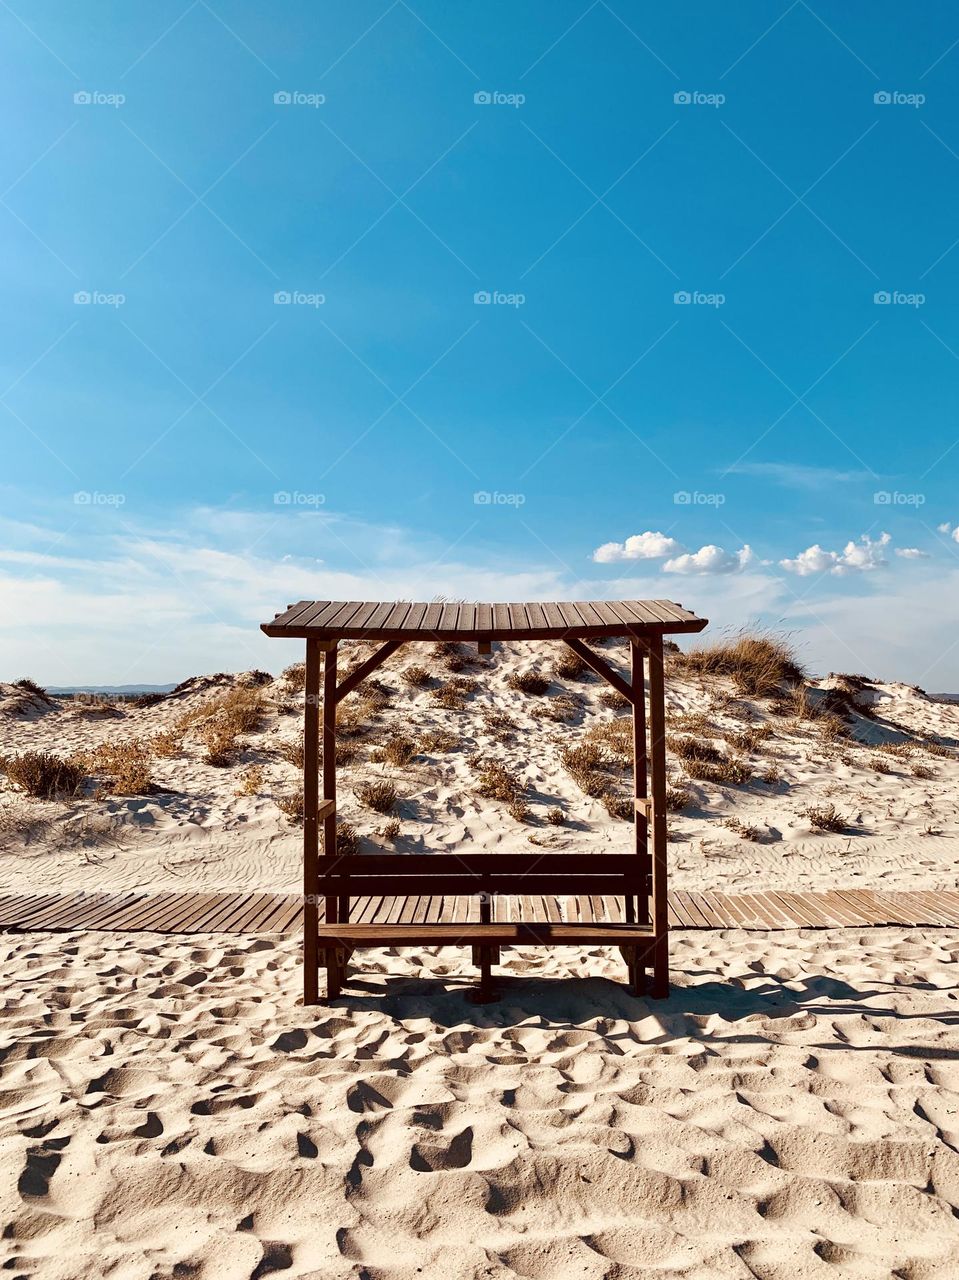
780,532,891,576
592,531,683,563
895,547,929,560
662,544,755,575
937,522,959,542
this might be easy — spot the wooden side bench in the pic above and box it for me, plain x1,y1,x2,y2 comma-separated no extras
314,853,658,1001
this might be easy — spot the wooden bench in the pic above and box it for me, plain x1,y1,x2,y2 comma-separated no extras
314,853,658,1001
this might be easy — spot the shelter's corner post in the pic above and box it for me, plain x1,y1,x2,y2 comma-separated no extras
303,640,321,1005
628,639,649,994
321,641,342,945
646,633,669,998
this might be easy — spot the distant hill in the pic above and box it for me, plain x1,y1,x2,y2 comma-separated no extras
47,684,178,696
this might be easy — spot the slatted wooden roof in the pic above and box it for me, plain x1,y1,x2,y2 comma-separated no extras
261,599,707,642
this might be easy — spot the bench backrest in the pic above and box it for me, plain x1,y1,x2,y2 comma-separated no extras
316,853,648,898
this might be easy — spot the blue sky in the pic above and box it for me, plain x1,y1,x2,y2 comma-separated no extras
3,1,959,686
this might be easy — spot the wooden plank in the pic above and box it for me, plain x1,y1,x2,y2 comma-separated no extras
316,853,646,875
317,921,656,944
303,639,321,1002
524,601,548,631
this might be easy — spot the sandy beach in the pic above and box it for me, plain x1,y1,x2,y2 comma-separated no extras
3,640,959,1276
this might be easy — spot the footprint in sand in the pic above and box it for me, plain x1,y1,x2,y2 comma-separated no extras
409,1126,473,1172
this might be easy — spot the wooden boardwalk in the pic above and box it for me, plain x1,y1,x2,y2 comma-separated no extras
1,888,959,936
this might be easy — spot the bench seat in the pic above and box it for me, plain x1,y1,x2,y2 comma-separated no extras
318,921,655,946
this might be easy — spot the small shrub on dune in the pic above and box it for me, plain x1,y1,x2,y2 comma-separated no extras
871,755,894,774
680,634,803,698
380,817,400,841
431,677,476,711
723,724,772,753
336,822,359,856
85,741,154,794
281,662,305,691
508,799,532,823
420,728,458,753
667,735,723,765
14,677,51,702
912,763,936,780
668,709,713,735
482,708,516,740
1,751,84,799
760,765,783,785
587,719,632,769
236,765,264,796
149,730,181,758
201,722,238,767
599,689,631,711
377,735,418,767
601,791,634,821
684,754,751,786
507,671,550,696
724,817,763,842
335,741,360,766
665,784,691,812
475,761,521,803
553,650,588,681
530,693,582,723
803,803,849,833
355,779,397,814
922,740,952,758
276,790,304,824
401,664,432,689
279,739,305,769
546,806,565,826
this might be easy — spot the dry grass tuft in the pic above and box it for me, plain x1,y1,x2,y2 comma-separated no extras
12,677,50,701
665,784,691,811
84,741,154,794
683,755,751,786
724,817,763,841
420,728,459,754
380,817,401,841
530,693,582,723
431,677,476,711
376,735,418,767
276,791,303,824
508,799,532,823
587,719,632,769
803,803,850,832
922,740,953,757
278,739,305,769
1,751,84,799
912,762,936,780
599,689,631,711
336,822,359,856
236,765,264,796
601,791,634,821
722,724,772,753
507,670,551,696
553,650,588,681
355,779,397,813
148,730,181,758
475,761,521,803
482,708,516,740
281,662,305,690
667,735,724,765
679,633,803,698
546,807,565,826
401,664,432,688
760,765,783,785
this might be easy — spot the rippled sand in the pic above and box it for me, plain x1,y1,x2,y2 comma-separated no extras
3,927,959,1278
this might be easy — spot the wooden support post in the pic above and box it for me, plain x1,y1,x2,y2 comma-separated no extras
646,635,669,998
322,644,341,950
477,640,492,655
628,644,648,998
303,641,321,1005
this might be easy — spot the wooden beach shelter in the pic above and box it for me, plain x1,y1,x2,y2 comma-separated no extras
261,600,707,1003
